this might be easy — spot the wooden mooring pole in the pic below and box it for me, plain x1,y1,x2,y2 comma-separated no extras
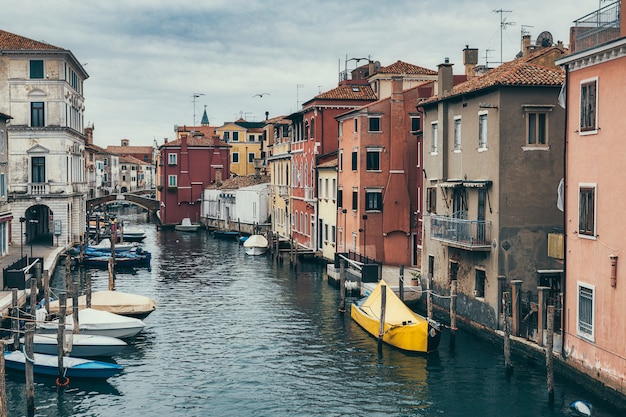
546,305,555,403
449,278,457,349
427,274,433,321
338,259,346,313
503,291,513,375
378,285,387,354
57,292,69,387
72,281,80,335
24,321,35,416
11,289,19,350
0,340,6,417
399,265,404,302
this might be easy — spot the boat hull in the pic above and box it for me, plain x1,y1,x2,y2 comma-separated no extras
27,334,127,357
351,280,441,353
244,247,267,256
46,290,157,319
37,308,146,339
4,351,123,379
175,225,200,232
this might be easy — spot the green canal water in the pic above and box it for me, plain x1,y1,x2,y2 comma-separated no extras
4,211,624,416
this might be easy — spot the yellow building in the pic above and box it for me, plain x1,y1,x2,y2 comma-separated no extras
216,119,264,177
264,117,292,240
317,156,338,261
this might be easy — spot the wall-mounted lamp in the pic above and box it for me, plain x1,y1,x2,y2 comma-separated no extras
610,254,618,288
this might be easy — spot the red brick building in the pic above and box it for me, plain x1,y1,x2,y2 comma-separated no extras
158,132,230,225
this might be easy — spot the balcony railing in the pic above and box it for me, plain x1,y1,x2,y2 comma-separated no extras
29,183,49,195
573,0,621,52
430,215,492,251
304,187,315,202
278,185,289,197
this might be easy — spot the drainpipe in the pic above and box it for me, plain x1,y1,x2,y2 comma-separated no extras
561,63,569,358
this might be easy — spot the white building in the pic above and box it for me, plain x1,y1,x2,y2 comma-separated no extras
0,29,89,248
203,183,271,232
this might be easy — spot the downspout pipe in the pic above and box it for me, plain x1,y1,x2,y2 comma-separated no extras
561,63,569,359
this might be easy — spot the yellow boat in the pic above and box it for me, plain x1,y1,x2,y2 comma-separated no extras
351,279,441,353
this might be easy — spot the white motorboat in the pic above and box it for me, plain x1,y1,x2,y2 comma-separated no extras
46,290,157,319
23,333,127,357
243,234,268,256
89,238,137,252
119,226,146,242
175,217,201,232
37,308,146,339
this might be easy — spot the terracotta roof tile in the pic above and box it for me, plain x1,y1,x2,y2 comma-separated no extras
314,84,377,101
107,145,154,154
423,56,564,105
377,60,437,75
162,134,229,148
0,29,62,51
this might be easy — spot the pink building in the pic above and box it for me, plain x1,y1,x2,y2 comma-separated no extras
557,0,626,397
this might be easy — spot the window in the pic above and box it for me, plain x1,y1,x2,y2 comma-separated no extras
338,121,343,137
324,224,328,242
366,149,381,171
332,178,336,200
426,187,437,213
353,118,358,133
168,175,177,187
121,165,127,171
339,150,343,172
31,102,45,127
453,117,462,151
527,112,548,145
331,226,336,243
577,283,594,340
0,173,5,197
351,151,358,171
580,79,597,132
475,269,486,298
337,189,343,208
410,115,421,132
168,153,177,165
368,117,381,132
579,185,596,237
478,112,488,149
365,191,383,211
248,153,255,163
32,157,45,183
0,130,5,154
223,132,230,141
232,131,239,142
310,118,315,139
324,178,329,199
352,189,358,210
248,134,255,142
30,60,44,79
232,153,239,163
431,122,438,153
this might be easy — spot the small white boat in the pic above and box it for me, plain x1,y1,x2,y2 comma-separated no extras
243,234,268,255
23,334,127,357
37,308,146,339
46,290,157,319
89,238,137,252
119,225,147,242
4,351,123,379
175,217,201,232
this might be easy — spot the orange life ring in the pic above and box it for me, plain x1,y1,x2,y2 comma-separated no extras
56,377,70,387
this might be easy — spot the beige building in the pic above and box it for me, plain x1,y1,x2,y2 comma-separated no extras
317,156,338,261
0,29,88,249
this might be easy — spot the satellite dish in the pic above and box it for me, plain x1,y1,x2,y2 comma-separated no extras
536,31,553,47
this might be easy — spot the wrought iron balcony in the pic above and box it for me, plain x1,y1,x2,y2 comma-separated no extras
430,215,492,251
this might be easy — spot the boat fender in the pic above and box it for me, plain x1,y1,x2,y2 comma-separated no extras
569,400,592,417
56,376,70,387
429,328,437,338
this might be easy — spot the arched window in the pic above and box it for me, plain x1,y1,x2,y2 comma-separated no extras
310,118,315,139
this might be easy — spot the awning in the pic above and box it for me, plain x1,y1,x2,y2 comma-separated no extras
438,180,492,189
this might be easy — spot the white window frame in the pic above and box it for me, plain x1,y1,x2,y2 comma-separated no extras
578,183,597,239
453,116,462,152
431,122,438,154
579,76,599,136
576,281,595,341
478,111,488,151
168,175,177,187
168,153,177,165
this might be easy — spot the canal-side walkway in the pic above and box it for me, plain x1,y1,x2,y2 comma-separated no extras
0,243,66,315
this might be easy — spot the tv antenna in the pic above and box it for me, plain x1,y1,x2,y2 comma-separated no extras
192,93,205,126
484,49,494,68
493,9,515,64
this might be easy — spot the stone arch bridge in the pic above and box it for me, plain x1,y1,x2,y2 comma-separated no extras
87,191,161,222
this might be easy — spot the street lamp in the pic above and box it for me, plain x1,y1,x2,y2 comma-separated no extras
19,217,25,258
29,219,38,259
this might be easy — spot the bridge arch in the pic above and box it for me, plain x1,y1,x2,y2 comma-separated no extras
87,193,161,221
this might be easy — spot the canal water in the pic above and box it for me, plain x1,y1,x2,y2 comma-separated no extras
4,211,624,416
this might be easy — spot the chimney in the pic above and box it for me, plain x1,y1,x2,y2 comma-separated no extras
437,58,454,96
121,139,129,146
84,125,94,145
265,111,269,121
463,46,478,79
521,34,532,56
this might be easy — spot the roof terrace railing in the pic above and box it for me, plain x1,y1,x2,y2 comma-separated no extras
573,0,621,52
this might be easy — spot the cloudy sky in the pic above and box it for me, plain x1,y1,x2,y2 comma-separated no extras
3,1,601,147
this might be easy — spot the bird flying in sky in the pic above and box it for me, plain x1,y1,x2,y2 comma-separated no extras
252,93,270,98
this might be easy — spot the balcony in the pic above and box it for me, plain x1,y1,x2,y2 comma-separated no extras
573,1,621,53
278,185,289,197
29,183,50,195
304,187,315,202
430,215,492,251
